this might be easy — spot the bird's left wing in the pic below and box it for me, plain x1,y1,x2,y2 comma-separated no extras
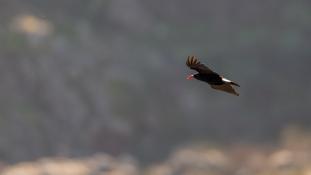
186,56,215,74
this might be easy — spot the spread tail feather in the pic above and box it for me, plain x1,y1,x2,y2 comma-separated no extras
222,77,240,87
230,82,240,87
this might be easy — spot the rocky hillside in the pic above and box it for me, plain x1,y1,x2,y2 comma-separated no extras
2,129,311,175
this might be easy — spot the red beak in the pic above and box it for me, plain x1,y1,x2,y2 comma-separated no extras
186,74,194,80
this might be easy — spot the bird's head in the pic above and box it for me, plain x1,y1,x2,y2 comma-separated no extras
187,73,202,81
186,74,195,80
187,74,196,80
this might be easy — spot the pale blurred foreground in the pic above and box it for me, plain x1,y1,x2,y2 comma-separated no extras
1,128,311,175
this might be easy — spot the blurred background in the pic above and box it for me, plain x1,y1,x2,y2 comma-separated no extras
0,0,311,174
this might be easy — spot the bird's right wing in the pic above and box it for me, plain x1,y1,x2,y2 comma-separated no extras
186,56,215,74
211,84,239,96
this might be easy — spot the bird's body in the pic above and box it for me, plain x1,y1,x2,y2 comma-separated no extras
193,73,223,85
186,56,240,96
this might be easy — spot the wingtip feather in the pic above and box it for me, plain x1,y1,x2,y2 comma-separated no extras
186,55,200,67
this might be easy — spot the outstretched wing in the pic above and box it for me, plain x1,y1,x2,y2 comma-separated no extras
211,84,239,96
186,56,215,74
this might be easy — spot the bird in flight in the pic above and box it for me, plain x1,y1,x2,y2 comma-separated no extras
186,56,240,96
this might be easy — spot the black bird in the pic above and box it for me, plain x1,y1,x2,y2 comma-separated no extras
186,56,240,96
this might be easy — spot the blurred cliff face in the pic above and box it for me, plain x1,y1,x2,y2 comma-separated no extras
0,0,310,163
1,131,311,175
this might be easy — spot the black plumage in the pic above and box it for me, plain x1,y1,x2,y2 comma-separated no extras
186,56,240,96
